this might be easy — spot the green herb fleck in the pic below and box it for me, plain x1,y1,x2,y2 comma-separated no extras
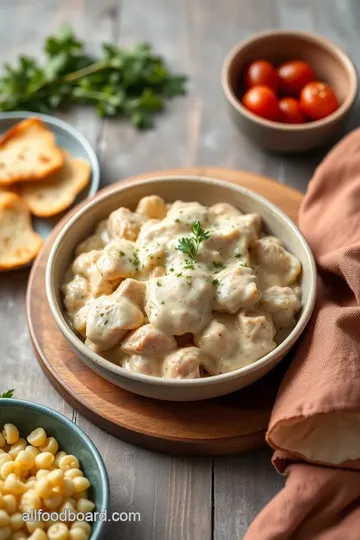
157,281,162,286
0,389,14,398
213,261,224,269
176,220,211,260
119,250,125,257
100,313,104,317
175,218,180,223
234,250,242,259
176,272,183,277
184,259,195,270
161,300,165,305
104,320,109,325
212,279,220,287
132,252,140,268
169,268,174,272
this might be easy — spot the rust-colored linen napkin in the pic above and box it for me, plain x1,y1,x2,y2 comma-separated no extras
245,129,360,540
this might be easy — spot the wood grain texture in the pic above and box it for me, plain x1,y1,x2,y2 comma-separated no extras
1,0,359,538
26,167,301,455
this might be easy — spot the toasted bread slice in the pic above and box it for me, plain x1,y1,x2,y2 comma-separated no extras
18,150,91,217
0,192,43,270
0,117,64,186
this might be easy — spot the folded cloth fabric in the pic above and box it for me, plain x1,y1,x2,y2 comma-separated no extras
245,129,360,540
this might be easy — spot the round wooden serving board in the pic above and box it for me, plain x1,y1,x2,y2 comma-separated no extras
27,167,303,456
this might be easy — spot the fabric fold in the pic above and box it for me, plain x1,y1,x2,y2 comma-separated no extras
245,129,360,539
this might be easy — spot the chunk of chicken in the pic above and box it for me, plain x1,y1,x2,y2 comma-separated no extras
260,286,301,329
86,296,144,350
62,275,89,314
166,200,209,226
136,195,167,219
75,235,105,256
203,215,259,260
107,207,147,241
71,249,113,297
237,309,276,363
194,317,238,375
250,236,301,286
73,302,91,336
121,324,177,357
96,240,139,281
115,278,146,310
122,355,161,377
208,203,243,220
212,264,261,314
163,347,211,379
145,273,213,335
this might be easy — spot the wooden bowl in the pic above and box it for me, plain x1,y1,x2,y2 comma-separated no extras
46,175,317,401
222,30,358,153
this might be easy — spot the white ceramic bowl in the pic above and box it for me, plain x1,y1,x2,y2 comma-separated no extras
46,176,316,401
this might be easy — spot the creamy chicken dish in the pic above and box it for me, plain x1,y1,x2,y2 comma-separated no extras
62,196,302,379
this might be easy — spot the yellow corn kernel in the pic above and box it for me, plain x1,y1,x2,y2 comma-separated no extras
35,477,53,498
10,511,23,530
54,451,66,468
0,526,11,540
2,494,17,514
25,479,37,491
36,469,49,480
26,446,40,458
47,469,64,489
15,450,35,471
43,492,63,509
8,439,27,459
60,478,74,498
35,452,54,470
27,428,47,448
26,519,46,533
72,477,90,494
0,455,12,469
76,498,95,513
4,473,25,495
59,455,79,472
1,461,20,479
28,530,48,540
59,499,77,514
20,490,41,512
71,521,91,535
2,424,19,445
69,528,89,540
47,522,69,540
64,469,83,480
0,508,10,527
40,437,59,455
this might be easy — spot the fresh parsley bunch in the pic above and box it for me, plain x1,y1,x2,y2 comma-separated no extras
0,26,187,128
177,220,211,260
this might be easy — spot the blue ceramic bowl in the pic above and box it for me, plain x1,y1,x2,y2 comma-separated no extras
0,399,109,539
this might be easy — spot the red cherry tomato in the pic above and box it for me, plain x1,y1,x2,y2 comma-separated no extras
277,60,315,95
244,60,279,92
242,86,279,121
278,97,306,124
300,81,338,120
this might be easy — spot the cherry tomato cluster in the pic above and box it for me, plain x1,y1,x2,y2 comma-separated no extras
241,59,338,123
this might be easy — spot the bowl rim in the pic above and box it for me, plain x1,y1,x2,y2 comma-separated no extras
0,111,100,197
221,29,358,131
46,174,317,388
0,398,109,539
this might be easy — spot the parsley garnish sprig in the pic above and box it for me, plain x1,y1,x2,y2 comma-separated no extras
177,220,211,260
0,389,14,398
0,26,187,129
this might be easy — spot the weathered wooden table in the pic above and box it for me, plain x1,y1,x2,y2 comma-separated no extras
1,1,359,538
